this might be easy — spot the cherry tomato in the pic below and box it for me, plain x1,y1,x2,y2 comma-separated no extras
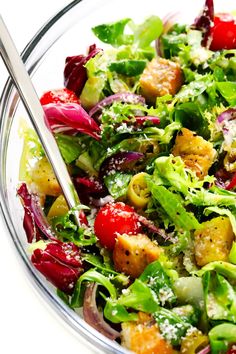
94,202,142,250
210,13,236,51
40,88,80,105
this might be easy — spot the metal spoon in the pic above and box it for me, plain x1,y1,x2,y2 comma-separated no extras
0,15,81,226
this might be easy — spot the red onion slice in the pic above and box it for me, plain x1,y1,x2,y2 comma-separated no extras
135,213,169,240
83,282,120,340
216,108,236,147
197,344,211,354
89,93,145,117
217,108,236,125
99,151,144,179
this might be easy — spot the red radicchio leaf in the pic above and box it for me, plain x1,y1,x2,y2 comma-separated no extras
18,183,89,242
89,93,146,117
83,282,120,340
193,0,214,47
32,241,83,294
17,183,57,243
43,102,101,140
64,44,102,96
74,176,108,205
135,116,160,126
99,151,144,179
75,177,105,194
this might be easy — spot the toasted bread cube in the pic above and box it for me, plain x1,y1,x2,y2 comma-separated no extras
182,154,215,179
172,128,216,178
140,57,183,103
30,156,61,197
194,216,234,267
121,312,174,354
113,234,161,278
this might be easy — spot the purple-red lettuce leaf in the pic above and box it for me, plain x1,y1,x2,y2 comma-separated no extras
31,241,83,294
64,44,102,96
43,102,101,140
17,183,57,243
193,0,214,47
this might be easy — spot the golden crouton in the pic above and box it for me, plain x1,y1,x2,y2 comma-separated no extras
113,234,161,278
139,57,183,103
30,156,61,197
194,216,234,267
172,128,216,178
121,312,174,354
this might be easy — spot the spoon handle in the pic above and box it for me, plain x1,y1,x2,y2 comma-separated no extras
0,16,81,225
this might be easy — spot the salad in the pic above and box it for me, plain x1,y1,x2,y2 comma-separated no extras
17,0,236,353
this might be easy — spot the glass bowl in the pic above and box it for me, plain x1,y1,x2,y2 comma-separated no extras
0,0,234,353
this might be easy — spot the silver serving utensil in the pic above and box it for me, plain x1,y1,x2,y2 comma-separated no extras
0,16,81,226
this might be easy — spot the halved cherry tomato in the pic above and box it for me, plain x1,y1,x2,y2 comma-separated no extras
40,88,80,105
94,202,142,250
210,13,236,51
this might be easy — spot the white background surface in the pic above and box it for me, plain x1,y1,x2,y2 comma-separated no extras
0,1,94,353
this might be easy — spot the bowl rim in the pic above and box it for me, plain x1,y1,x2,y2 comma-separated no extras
0,1,129,353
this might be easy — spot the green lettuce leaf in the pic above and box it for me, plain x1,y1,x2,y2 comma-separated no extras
147,180,201,231
71,269,117,308
104,172,131,200
92,18,133,46
108,59,146,76
55,134,84,164
133,15,163,48
217,82,236,106
175,74,213,102
160,23,187,59
196,261,236,280
104,278,159,323
203,271,236,323
139,260,177,306
51,207,97,247
209,323,236,354
153,307,191,346
19,125,44,181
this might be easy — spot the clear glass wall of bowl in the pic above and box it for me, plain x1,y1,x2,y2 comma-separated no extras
0,0,232,353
